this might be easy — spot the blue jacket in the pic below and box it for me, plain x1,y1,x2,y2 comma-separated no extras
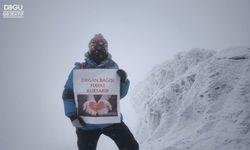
63,55,130,130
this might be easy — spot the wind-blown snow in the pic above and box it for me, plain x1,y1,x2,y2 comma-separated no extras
131,47,250,150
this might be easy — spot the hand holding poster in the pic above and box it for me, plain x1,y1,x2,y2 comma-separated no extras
73,69,120,124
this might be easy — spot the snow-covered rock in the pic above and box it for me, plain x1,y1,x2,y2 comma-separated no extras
131,47,250,150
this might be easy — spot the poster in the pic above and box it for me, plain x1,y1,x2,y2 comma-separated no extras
73,69,121,124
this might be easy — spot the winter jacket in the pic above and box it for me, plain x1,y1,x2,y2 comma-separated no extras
62,54,130,130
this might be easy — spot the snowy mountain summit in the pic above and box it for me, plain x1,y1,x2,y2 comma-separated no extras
131,47,250,150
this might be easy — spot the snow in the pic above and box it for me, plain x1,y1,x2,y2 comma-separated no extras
131,47,250,150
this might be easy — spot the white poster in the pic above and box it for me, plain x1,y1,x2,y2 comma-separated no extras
73,69,121,124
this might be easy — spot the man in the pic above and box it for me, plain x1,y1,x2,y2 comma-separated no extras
62,34,139,150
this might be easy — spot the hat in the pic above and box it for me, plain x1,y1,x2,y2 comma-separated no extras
88,34,108,53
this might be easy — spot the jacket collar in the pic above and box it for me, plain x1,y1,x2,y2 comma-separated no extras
84,52,113,68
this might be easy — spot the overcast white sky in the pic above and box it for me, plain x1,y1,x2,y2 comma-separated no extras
0,0,250,150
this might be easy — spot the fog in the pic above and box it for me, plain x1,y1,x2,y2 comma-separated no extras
0,0,249,149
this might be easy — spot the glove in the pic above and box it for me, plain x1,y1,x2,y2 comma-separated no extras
117,69,127,82
69,115,85,128
97,95,112,115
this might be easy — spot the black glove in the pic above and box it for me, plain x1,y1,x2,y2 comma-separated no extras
69,115,85,128
117,69,127,82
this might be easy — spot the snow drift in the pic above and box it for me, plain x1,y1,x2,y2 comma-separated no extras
131,47,250,150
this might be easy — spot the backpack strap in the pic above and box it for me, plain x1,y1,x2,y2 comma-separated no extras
79,62,85,69
75,62,85,69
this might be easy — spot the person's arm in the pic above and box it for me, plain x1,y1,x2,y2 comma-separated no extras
62,67,77,120
120,79,130,99
117,69,130,99
62,65,85,127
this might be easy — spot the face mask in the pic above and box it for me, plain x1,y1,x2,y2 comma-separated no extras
90,50,108,64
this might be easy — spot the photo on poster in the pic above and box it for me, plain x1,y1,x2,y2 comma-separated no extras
77,94,118,117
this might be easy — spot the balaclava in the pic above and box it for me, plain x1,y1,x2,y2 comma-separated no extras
88,34,108,64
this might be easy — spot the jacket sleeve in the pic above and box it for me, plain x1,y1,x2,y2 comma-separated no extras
62,67,77,118
112,61,130,99
120,79,130,99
